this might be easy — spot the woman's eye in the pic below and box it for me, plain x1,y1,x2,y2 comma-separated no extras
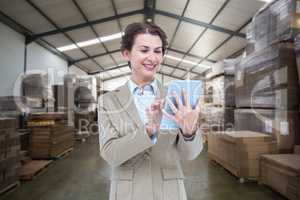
140,49,148,53
155,50,162,54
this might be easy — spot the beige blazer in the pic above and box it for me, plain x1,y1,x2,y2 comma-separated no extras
98,81,203,200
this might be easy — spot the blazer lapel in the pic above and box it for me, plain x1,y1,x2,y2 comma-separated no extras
114,82,144,127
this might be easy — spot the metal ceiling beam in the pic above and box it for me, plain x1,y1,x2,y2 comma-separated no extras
25,0,105,71
70,47,216,64
161,0,190,73
70,49,121,65
169,0,230,77
182,18,251,78
165,0,190,50
168,47,216,63
27,9,144,42
88,63,129,75
73,0,119,76
154,9,246,38
162,63,202,76
110,0,123,31
144,0,155,22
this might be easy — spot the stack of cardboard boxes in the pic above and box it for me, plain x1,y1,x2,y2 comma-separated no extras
259,148,300,200
208,131,277,181
0,118,20,192
235,0,300,153
27,113,74,159
202,59,237,131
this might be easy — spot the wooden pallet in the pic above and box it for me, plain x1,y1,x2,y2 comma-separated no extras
208,153,257,183
20,160,53,181
0,181,20,195
51,147,73,160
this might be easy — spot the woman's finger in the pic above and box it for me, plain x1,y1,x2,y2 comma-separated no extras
172,91,182,109
182,89,191,108
166,97,178,114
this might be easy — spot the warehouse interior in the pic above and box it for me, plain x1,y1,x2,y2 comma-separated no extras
0,0,299,199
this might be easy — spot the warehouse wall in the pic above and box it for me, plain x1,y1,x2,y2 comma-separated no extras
0,22,75,97
102,75,130,91
69,65,88,76
0,22,25,96
27,43,68,85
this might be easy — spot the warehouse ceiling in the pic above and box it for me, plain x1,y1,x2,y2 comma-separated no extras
0,0,267,82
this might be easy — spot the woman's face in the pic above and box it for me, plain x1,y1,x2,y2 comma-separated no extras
122,33,163,82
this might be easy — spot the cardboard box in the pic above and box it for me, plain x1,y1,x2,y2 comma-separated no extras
235,42,299,109
260,154,300,200
208,131,277,180
234,109,300,153
29,125,74,159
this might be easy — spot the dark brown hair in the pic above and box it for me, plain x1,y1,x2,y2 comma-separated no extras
121,22,168,55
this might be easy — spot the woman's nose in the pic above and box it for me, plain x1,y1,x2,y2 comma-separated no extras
146,53,157,62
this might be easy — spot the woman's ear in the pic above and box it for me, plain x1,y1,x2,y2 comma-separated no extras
121,50,131,61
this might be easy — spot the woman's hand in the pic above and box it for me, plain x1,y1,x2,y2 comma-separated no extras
145,98,164,137
163,90,201,137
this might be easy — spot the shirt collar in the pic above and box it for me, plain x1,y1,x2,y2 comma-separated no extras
128,78,158,95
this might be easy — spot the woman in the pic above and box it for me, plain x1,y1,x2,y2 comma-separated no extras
98,22,203,200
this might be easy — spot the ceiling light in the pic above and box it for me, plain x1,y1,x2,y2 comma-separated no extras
77,38,99,48
57,44,77,52
57,32,123,52
258,0,273,2
197,64,211,69
164,54,211,69
100,32,123,42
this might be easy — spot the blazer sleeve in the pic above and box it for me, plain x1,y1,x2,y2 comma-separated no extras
98,98,154,167
176,128,203,161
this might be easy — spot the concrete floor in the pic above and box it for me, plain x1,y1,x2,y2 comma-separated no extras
1,135,287,200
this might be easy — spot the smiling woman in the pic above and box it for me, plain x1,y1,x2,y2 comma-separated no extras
98,22,203,200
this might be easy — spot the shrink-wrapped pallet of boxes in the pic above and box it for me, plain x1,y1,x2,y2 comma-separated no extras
27,112,74,159
259,153,300,200
248,0,300,51
235,42,299,109
203,59,238,133
52,85,66,112
0,118,20,193
208,131,277,181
